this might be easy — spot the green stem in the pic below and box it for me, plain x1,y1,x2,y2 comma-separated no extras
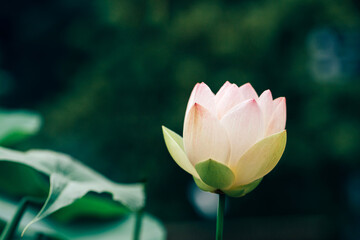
133,208,144,240
216,193,226,240
1,198,29,240
0,197,43,240
134,179,147,240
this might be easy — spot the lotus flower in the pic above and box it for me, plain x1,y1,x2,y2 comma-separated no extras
162,82,286,197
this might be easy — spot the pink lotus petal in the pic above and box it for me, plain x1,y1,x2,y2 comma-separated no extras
183,103,231,166
215,83,244,119
215,81,232,103
266,97,286,136
185,83,216,117
258,90,273,128
273,97,283,108
239,83,258,101
220,99,264,167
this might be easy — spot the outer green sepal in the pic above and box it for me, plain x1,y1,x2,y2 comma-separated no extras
193,177,216,192
195,159,235,190
223,178,262,197
162,126,199,178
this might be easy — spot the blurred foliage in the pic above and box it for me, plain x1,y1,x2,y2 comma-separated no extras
0,110,41,146
0,197,165,240
0,147,145,232
1,0,360,236
0,112,165,239
0,110,46,198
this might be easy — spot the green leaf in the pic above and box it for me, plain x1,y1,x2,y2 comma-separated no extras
0,147,145,234
195,159,235,189
0,196,166,240
223,178,262,198
51,193,131,222
55,213,166,240
0,161,49,199
0,220,4,234
0,110,42,146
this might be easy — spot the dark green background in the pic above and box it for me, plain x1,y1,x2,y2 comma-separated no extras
1,0,360,239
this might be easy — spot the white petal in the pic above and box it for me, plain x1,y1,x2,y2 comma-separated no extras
272,97,283,107
215,83,244,119
214,81,232,103
258,90,273,128
238,83,258,100
185,83,216,117
266,97,286,136
220,99,264,167
183,103,230,166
